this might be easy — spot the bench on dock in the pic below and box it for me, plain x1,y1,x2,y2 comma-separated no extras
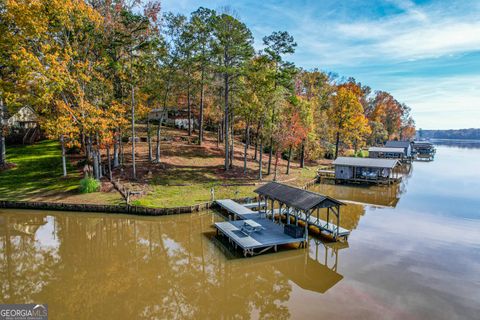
240,219,265,235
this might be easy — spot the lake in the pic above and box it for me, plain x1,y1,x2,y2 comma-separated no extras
1,142,479,319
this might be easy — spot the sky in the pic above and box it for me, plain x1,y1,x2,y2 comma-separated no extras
162,0,480,130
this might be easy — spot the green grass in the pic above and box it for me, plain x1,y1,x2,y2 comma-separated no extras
132,183,258,208
0,141,80,201
133,166,320,208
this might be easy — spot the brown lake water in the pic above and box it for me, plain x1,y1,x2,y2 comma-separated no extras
1,142,479,319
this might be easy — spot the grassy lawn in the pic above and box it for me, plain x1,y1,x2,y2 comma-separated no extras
0,141,79,200
0,141,122,204
0,129,322,208
132,166,319,208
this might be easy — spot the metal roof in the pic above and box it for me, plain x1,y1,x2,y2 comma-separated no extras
368,147,405,153
413,141,434,147
333,157,399,169
254,182,343,211
385,140,411,148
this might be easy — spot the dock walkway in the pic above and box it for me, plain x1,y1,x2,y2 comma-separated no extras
216,199,263,220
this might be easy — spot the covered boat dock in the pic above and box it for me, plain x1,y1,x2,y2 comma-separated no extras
332,157,401,185
368,146,405,160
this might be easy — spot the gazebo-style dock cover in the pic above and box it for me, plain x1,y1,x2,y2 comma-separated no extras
254,182,347,241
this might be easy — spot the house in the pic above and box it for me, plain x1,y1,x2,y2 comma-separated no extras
368,146,405,159
5,106,40,144
148,107,198,130
333,157,401,184
385,140,412,157
7,106,38,129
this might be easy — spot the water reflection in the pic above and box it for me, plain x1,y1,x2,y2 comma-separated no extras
432,139,480,149
0,210,346,319
1,142,480,319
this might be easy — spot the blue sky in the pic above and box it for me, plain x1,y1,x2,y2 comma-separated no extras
162,0,480,130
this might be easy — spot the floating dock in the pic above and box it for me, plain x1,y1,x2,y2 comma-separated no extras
214,183,351,257
215,219,305,257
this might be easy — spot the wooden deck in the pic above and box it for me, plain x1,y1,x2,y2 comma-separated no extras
215,199,306,257
215,219,305,257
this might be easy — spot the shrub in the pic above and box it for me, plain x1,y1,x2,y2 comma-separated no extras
80,177,100,193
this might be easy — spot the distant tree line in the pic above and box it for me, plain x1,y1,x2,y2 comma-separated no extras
0,1,415,180
418,128,480,140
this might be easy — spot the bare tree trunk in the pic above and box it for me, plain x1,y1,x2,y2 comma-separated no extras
334,131,340,159
147,119,152,162
253,122,259,161
113,134,119,168
155,121,161,163
243,122,249,174
119,129,124,167
273,149,279,181
187,81,192,136
229,113,234,169
60,135,67,177
0,97,5,166
199,66,205,145
97,148,103,178
286,145,292,174
258,136,263,180
267,137,273,175
300,139,305,168
131,83,136,180
217,123,220,147
93,150,99,180
107,146,112,181
224,71,229,171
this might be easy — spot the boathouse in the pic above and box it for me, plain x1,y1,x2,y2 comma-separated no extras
368,146,405,159
333,157,400,184
413,141,435,160
385,140,412,157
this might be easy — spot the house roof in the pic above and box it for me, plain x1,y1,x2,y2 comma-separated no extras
333,157,399,169
385,140,411,148
254,182,343,211
368,147,405,153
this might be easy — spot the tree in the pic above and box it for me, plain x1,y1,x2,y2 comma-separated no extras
190,7,216,145
262,31,297,175
212,13,254,171
330,86,369,158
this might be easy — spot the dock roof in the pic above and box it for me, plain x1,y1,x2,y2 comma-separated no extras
413,141,434,147
333,157,399,169
385,140,411,148
368,147,405,153
254,182,343,211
